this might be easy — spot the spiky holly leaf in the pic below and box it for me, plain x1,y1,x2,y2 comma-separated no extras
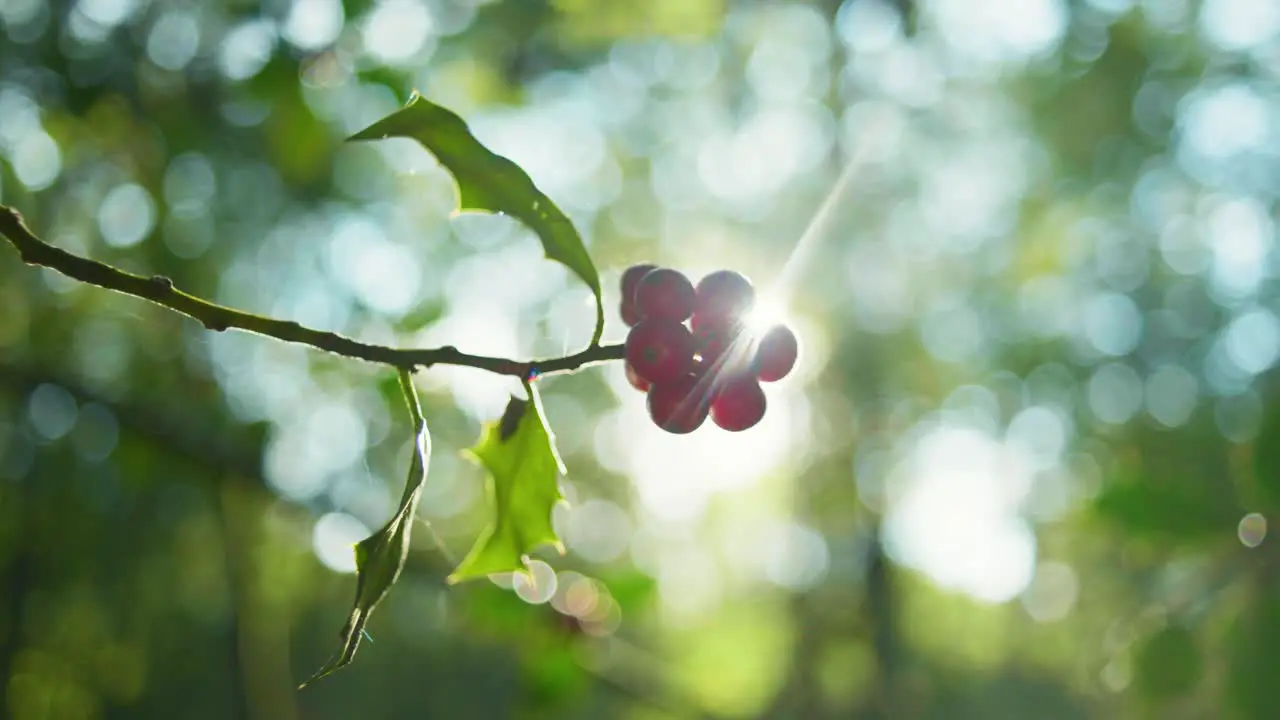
448,384,566,583
348,93,604,344
300,371,430,688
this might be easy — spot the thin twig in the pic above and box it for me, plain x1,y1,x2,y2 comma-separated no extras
0,205,622,377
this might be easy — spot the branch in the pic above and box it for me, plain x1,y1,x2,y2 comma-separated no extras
0,205,623,377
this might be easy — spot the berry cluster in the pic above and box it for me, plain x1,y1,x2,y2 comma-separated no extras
619,264,799,434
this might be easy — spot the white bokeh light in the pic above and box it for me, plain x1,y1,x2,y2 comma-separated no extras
836,0,903,54
220,20,277,80
265,397,367,501
513,559,558,604
28,383,78,441
1200,0,1280,51
847,240,915,332
1145,365,1199,427
147,11,201,71
77,0,139,27
362,0,434,65
933,0,1067,65
1179,84,1271,167
12,132,62,190
98,183,157,249
1238,512,1267,548
760,522,830,590
326,215,422,316
1005,405,1068,472
920,142,1027,240
312,512,372,574
283,0,344,51
1088,363,1143,425
565,499,632,564
470,106,608,209
1083,292,1143,356
1020,561,1078,622
1223,308,1280,375
413,309,523,422
1207,196,1273,299
883,426,1037,603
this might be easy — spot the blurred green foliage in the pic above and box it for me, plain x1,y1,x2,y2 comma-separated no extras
4,0,1280,718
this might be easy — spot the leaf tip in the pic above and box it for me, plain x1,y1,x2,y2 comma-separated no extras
444,566,478,585
298,660,343,690
297,675,320,691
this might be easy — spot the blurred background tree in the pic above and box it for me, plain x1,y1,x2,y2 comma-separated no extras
3,0,1280,718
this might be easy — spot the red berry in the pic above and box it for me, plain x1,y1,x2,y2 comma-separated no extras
647,376,710,434
754,325,798,382
621,302,644,327
693,270,754,324
689,357,712,382
624,362,651,392
619,263,656,326
688,361,729,398
635,268,695,322
621,263,657,300
710,377,766,432
695,327,756,390
693,319,746,366
625,319,694,384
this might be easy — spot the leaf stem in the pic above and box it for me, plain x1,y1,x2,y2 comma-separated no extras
396,368,429,507
398,368,425,429
590,293,605,348
0,205,622,377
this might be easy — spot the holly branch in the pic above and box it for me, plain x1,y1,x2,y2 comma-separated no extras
0,204,622,378
1,93,631,687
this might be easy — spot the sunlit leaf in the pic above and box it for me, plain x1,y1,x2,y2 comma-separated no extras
448,384,566,584
300,370,430,688
1134,624,1202,700
348,93,604,344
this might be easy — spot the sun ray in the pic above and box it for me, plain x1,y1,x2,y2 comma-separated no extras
765,114,893,309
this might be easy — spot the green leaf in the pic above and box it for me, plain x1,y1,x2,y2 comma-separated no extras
300,370,430,688
448,383,566,584
348,93,604,345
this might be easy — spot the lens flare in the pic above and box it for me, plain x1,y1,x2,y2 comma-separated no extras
743,296,792,340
